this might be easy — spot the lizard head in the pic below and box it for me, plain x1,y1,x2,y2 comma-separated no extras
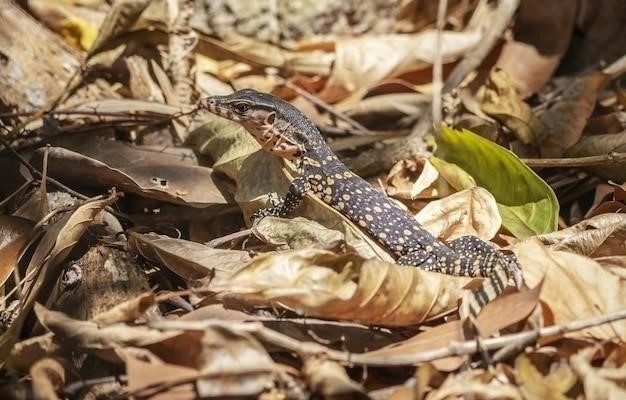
203,89,322,159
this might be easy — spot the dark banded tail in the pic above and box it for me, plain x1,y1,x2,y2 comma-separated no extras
466,255,519,317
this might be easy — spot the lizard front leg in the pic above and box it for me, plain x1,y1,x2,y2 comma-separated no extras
251,176,311,223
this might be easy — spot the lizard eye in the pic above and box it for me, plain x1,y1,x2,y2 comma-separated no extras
233,102,250,114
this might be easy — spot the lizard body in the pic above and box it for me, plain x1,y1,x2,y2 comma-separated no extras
204,89,520,316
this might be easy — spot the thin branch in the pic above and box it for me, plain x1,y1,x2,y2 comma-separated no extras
150,308,626,366
522,152,626,168
432,0,448,130
206,228,253,248
273,75,372,135
0,137,90,200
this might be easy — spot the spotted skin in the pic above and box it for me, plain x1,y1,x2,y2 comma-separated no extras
203,89,522,317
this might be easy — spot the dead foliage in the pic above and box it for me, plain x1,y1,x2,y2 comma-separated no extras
0,0,624,399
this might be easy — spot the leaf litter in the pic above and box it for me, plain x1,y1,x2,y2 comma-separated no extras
0,0,624,398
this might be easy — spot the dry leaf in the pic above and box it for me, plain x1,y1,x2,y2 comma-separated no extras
516,239,626,340
427,369,521,400
0,195,118,361
303,357,368,399
30,358,66,400
415,187,502,241
480,68,547,144
92,292,156,325
89,0,152,56
535,213,626,257
539,73,608,157
386,158,446,200
214,249,470,326
570,347,626,400
321,30,481,103
0,215,34,287
360,283,542,370
32,145,228,208
495,0,576,96
515,353,577,400
128,232,249,283
253,216,345,251
565,130,626,182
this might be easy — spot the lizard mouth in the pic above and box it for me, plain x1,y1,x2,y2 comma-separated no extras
252,127,303,159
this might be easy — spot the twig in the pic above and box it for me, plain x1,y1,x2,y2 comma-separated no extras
150,308,626,366
0,179,33,208
273,75,372,135
522,152,626,168
432,0,448,130
206,228,253,248
0,137,90,200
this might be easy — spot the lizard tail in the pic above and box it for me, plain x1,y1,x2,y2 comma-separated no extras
466,255,520,317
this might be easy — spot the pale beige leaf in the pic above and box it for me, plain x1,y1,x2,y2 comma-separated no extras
303,357,367,398
535,213,626,257
480,68,547,144
30,358,65,400
515,353,577,400
321,30,481,102
214,249,470,326
92,293,156,325
415,187,502,241
386,158,451,200
516,239,626,340
427,370,521,400
0,215,34,287
253,216,345,251
570,348,626,400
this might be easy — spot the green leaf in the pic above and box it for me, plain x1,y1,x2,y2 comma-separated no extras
435,126,558,238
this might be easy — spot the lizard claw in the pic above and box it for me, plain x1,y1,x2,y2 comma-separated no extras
507,256,524,289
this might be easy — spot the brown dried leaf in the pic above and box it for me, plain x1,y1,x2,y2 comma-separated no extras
565,130,626,182
214,249,470,326
386,158,446,200
480,68,547,144
0,215,34,287
359,283,542,370
33,303,176,356
32,145,228,208
535,213,626,257
0,2,80,110
495,0,576,96
539,73,608,157
517,239,626,340
415,187,502,241
128,232,249,283
125,355,198,400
